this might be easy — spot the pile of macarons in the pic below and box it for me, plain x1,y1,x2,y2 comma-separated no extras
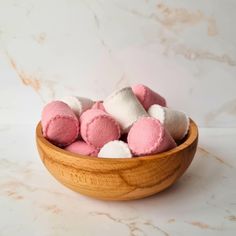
41,84,189,158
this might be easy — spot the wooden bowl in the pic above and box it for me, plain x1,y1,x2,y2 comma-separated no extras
36,119,198,201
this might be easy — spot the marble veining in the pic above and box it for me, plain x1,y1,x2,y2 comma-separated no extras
117,2,218,36
0,0,236,126
0,0,236,235
186,221,222,231
166,44,236,66
198,147,233,168
5,52,56,102
90,211,169,236
0,125,236,235
33,32,47,45
205,98,236,125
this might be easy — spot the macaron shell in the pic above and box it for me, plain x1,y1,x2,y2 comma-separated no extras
86,116,120,148
65,141,99,157
127,117,176,156
92,101,106,112
148,104,189,140
128,117,162,155
80,108,105,123
158,126,177,153
131,84,146,105
41,101,79,146
60,96,82,117
148,104,166,124
132,84,166,110
98,140,132,158
103,87,148,132
78,96,95,113
60,96,94,117
80,109,121,148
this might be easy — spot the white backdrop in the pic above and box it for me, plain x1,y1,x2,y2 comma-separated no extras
0,0,236,127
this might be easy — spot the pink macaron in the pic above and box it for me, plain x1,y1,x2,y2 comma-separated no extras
91,101,106,112
80,109,121,148
65,141,99,157
132,84,166,110
41,101,79,147
127,117,176,156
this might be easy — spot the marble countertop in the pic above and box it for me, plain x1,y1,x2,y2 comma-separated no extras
0,124,235,236
0,0,236,235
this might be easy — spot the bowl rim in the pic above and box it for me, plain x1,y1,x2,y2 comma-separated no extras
36,119,198,162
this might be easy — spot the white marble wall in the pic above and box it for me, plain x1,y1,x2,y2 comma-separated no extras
0,0,236,127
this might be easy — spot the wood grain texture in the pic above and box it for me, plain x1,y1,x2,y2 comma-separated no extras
36,119,198,200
